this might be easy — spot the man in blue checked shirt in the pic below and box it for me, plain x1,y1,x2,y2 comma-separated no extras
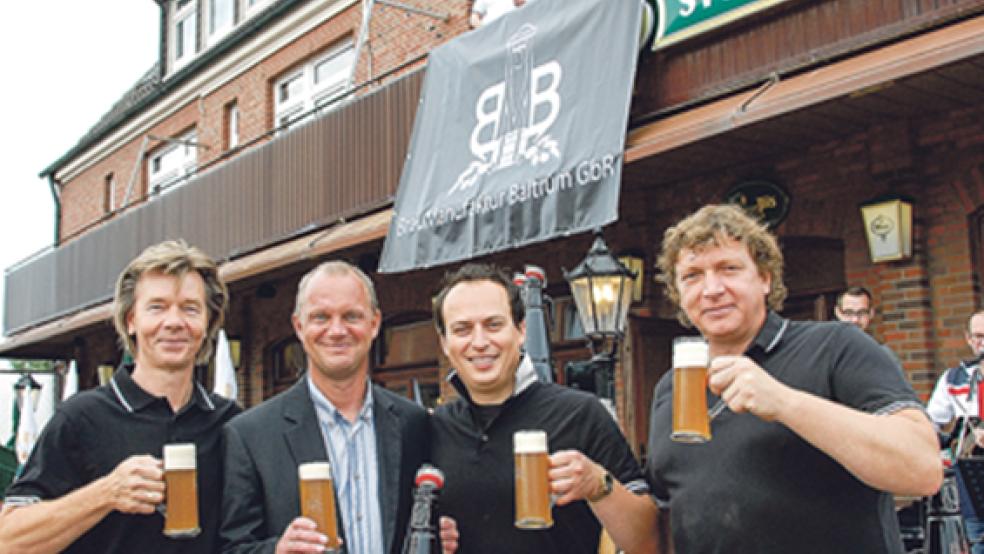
220,261,457,554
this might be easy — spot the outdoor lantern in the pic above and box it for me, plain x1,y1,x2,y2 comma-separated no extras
617,254,645,303
14,373,42,413
563,231,638,413
564,232,637,339
860,195,913,263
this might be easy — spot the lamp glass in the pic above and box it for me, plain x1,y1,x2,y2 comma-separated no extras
569,276,599,336
568,273,633,337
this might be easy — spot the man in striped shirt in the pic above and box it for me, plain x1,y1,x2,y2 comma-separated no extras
927,310,984,553
220,261,456,554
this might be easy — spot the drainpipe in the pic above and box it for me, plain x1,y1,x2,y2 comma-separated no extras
47,174,62,247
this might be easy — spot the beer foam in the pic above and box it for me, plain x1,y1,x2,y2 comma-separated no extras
673,338,708,368
514,430,548,454
163,443,196,471
298,462,332,481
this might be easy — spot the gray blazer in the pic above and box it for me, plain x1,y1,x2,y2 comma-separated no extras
220,377,429,554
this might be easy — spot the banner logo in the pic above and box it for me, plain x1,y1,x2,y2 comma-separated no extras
451,24,562,196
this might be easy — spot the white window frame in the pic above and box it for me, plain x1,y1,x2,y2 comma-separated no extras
273,41,355,132
244,0,271,16
148,132,199,193
173,0,199,70
227,102,240,149
207,0,236,44
105,174,117,213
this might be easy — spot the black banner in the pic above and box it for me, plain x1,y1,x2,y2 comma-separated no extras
379,0,643,272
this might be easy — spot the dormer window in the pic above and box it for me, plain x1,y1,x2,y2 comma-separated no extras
173,0,199,70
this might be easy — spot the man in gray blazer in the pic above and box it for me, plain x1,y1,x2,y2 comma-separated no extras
220,261,431,554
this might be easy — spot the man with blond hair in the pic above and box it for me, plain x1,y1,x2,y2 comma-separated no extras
220,260,457,554
569,205,942,553
0,240,241,553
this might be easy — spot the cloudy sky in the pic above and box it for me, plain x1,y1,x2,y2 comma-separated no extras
0,2,160,338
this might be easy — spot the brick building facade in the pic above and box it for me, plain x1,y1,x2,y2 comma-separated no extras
5,0,984,456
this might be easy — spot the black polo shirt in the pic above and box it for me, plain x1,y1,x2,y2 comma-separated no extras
6,365,240,553
646,311,924,554
431,374,648,554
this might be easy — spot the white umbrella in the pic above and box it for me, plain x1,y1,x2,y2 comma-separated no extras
213,330,238,401
15,388,39,465
62,360,79,402
34,374,56,434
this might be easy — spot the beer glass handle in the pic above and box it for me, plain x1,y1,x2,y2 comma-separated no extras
708,399,727,420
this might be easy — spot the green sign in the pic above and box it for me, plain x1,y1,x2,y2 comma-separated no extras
652,0,791,50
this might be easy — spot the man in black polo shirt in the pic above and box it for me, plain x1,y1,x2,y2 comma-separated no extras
429,263,650,554
0,240,240,553
595,204,943,553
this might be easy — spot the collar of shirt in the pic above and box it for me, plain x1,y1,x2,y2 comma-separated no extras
746,311,791,356
109,364,215,414
447,353,537,404
306,375,374,428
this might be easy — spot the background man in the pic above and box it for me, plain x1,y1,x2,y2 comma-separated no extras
0,240,240,553
835,285,902,368
927,310,984,552
429,263,651,554
835,286,877,331
601,205,940,553
220,261,444,554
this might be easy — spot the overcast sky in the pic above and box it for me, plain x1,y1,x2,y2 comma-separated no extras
0,2,160,339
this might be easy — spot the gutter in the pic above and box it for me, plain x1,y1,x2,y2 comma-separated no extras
47,175,61,247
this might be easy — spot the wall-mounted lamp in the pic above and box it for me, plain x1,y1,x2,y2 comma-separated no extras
227,338,242,368
563,231,637,410
617,254,645,303
860,195,913,263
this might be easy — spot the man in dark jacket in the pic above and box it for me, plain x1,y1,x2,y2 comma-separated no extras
220,260,441,554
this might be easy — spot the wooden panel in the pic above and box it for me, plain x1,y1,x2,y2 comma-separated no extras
631,0,984,120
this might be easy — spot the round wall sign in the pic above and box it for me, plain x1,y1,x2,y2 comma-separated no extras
725,180,790,229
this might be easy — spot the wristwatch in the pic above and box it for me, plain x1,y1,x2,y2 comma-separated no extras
587,467,614,503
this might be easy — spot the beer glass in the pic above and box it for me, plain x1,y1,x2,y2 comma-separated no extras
671,337,713,443
163,443,200,538
514,430,553,529
298,462,341,550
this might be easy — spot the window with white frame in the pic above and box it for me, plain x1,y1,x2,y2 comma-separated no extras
173,0,199,69
104,173,117,213
209,0,235,41
148,132,199,193
273,41,355,130
245,0,270,14
226,101,240,150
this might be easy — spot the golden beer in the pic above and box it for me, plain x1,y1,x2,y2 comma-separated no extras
671,337,712,443
163,443,200,538
298,462,341,550
514,430,553,529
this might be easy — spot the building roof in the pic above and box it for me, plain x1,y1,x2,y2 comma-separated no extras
40,0,303,180
61,63,163,169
